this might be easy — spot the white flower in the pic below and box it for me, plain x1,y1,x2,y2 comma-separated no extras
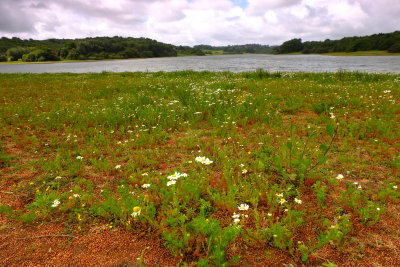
168,172,180,180
393,185,398,189
267,213,272,217
73,194,81,198
242,169,248,174
279,198,287,205
232,212,240,219
377,207,381,211
238,203,249,211
294,198,302,204
51,199,60,207
142,183,151,189
233,218,240,224
76,156,83,160
142,172,149,176
167,180,176,186
195,156,213,165
115,165,121,170
167,172,187,180
276,193,283,198
55,176,62,180
131,206,141,217
336,174,344,180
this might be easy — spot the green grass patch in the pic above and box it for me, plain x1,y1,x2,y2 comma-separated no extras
0,70,399,265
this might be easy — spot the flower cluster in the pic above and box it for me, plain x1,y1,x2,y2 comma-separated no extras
233,204,250,225
195,156,213,165
51,199,60,207
167,171,188,186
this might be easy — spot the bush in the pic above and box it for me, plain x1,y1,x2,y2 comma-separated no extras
388,42,400,53
0,54,7,62
22,48,60,62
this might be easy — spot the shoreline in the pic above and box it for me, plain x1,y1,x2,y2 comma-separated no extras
1,51,399,65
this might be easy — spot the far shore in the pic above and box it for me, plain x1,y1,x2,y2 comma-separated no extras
1,50,399,65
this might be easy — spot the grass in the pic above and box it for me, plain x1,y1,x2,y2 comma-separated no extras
0,70,399,265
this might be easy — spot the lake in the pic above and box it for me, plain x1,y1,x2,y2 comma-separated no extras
0,54,399,73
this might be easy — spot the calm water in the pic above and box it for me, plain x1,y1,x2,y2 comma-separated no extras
0,54,399,73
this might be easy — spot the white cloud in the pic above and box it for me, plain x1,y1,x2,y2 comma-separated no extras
0,0,398,46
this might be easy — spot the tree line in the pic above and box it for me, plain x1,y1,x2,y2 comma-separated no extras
273,31,400,54
0,36,177,62
194,44,274,54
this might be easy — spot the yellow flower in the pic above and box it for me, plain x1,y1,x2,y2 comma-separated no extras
132,206,141,217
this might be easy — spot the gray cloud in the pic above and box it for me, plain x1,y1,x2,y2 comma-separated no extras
0,0,398,45
0,1,37,32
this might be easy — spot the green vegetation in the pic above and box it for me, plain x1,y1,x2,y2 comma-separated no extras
274,31,400,54
0,36,177,62
194,44,275,54
0,70,399,265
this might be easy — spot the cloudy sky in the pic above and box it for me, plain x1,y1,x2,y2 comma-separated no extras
0,0,399,46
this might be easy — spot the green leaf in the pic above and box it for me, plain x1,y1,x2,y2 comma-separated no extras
286,141,292,150
317,155,327,165
326,123,335,137
319,144,328,153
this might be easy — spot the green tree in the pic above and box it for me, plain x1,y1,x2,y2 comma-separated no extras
274,38,303,54
6,47,31,61
388,42,400,53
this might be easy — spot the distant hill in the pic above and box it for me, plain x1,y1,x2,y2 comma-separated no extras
273,31,400,54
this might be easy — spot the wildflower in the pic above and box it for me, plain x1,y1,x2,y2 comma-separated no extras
168,172,180,180
279,198,287,205
276,193,283,198
267,213,272,217
115,165,121,170
233,218,240,224
336,174,344,180
131,206,141,217
76,156,83,160
167,172,187,180
142,183,151,189
393,185,398,189
294,198,302,204
195,156,213,165
238,203,249,211
167,180,176,186
55,176,62,180
142,172,149,176
242,169,248,174
232,212,240,219
51,199,60,207
377,207,380,211
73,193,81,198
